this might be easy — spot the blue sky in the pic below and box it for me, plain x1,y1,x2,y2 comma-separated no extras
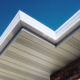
0,0,80,36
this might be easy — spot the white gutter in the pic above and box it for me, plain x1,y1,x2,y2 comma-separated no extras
0,10,80,53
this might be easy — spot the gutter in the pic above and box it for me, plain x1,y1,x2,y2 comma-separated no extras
0,10,80,54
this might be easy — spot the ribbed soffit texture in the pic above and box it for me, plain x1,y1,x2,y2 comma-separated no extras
0,10,80,80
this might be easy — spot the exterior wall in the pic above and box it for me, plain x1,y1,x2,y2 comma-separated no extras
50,58,80,80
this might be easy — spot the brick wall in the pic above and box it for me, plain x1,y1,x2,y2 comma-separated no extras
50,58,80,80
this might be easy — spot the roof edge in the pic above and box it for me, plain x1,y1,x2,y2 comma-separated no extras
0,10,80,53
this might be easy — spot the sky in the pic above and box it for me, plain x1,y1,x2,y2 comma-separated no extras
0,0,80,36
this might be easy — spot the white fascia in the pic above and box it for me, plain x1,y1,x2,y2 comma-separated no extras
0,10,80,52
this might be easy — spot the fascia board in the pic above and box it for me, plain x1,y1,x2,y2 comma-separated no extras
0,11,21,52
55,10,80,41
19,10,80,43
0,10,80,53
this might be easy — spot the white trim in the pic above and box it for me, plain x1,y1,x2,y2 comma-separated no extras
0,10,80,52
55,10,80,41
0,11,20,45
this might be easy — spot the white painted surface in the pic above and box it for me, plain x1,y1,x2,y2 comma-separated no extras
0,10,80,52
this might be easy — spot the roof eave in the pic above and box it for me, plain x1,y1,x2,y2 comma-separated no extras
0,10,80,53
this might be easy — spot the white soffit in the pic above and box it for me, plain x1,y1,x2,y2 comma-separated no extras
0,25,80,80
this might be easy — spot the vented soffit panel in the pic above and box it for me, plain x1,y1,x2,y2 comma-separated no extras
0,10,80,54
